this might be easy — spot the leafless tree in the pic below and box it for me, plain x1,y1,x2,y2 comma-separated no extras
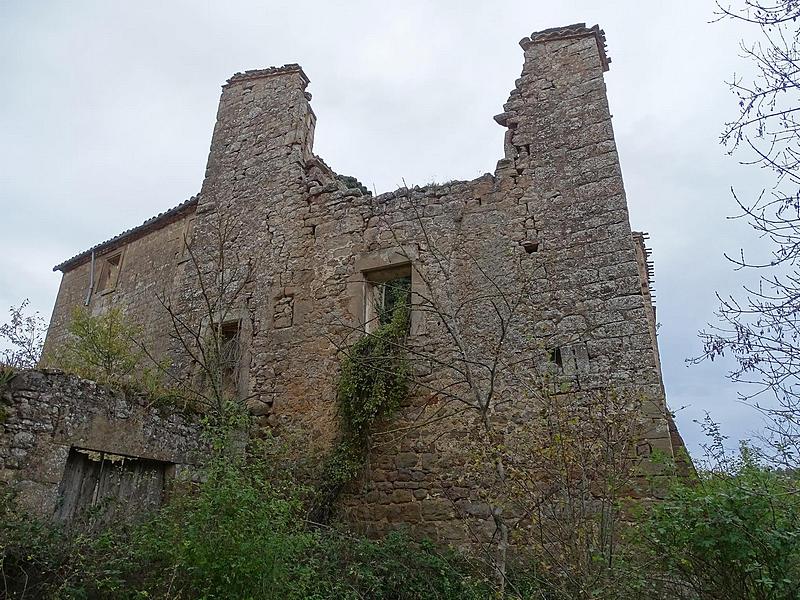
700,1,800,466
479,387,653,599
151,210,258,419
0,300,47,370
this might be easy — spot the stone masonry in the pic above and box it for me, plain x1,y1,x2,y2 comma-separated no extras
39,24,688,543
1,370,203,519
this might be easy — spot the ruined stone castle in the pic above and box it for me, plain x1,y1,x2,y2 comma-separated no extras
4,23,687,543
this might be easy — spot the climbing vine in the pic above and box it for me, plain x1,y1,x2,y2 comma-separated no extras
312,287,411,522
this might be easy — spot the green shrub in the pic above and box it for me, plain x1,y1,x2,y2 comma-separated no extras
51,307,144,385
0,450,496,600
47,307,185,408
0,364,14,394
299,531,492,600
129,450,314,598
642,446,800,600
0,487,130,598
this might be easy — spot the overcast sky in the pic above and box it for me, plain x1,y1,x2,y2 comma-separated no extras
0,0,777,457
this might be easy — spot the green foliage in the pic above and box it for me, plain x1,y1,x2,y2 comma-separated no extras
0,431,495,600
0,427,314,599
335,174,369,195
641,446,800,600
0,364,15,392
337,296,410,441
53,307,144,384
301,531,491,600
0,486,131,598
8,412,800,600
313,295,411,519
49,307,183,408
129,445,313,598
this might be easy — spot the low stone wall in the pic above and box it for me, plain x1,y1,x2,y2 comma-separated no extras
0,369,205,519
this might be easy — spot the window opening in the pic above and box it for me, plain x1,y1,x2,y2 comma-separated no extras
364,265,412,333
522,240,539,254
217,321,241,396
549,346,563,368
96,252,122,293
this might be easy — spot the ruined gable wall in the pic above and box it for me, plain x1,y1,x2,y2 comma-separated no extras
180,27,674,545
297,31,669,544
44,209,195,364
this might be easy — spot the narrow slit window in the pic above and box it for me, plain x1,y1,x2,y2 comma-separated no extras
549,347,563,369
217,321,241,396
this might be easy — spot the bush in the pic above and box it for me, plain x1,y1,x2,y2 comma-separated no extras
641,446,800,600
300,531,491,600
0,428,494,600
124,434,492,599
129,446,314,598
0,487,130,598
51,307,144,384
47,307,183,406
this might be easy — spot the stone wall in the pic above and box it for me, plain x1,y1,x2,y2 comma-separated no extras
42,24,684,546
43,199,196,363
0,370,204,519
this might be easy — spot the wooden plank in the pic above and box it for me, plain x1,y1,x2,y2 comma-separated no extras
53,448,170,527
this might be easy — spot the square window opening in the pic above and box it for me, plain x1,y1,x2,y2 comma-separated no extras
96,251,123,294
364,265,412,334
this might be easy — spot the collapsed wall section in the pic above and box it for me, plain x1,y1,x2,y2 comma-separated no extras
295,25,673,542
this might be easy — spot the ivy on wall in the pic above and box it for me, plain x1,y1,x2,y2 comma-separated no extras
311,289,411,522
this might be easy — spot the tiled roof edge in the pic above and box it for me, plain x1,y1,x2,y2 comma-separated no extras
53,195,199,272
